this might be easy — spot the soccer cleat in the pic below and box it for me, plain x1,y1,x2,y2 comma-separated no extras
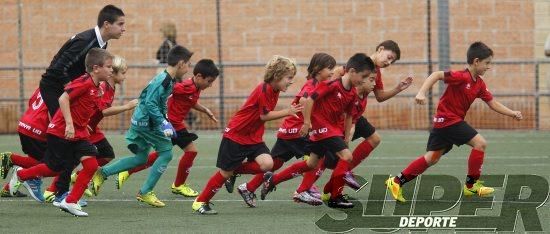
224,174,239,193
171,183,199,197
59,199,88,217
137,191,165,207
192,199,218,215
44,190,56,203
308,184,321,199
293,191,323,206
385,176,406,203
1,188,27,197
21,179,45,202
260,171,276,200
344,171,361,190
90,170,106,196
52,192,68,207
237,183,257,208
320,193,330,203
116,171,130,190
463,180,495,197
327,195,355,209
70,172,77,184
8,166,22,196
0,152,13,179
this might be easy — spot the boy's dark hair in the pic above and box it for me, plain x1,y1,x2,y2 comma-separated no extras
193,59,220,78
85,48,113,73
307,53,336,79
467,41,493,64
345,53,375,74
97,5,125,27
167,45,194,66
376,40,401,62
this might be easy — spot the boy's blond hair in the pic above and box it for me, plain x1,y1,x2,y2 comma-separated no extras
264,55,297,83
112,55,127,74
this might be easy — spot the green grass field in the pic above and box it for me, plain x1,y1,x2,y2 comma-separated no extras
0,130,549,233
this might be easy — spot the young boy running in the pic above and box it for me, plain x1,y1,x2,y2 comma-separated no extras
386,41,523,202
91,46,193,208
192,55,302,215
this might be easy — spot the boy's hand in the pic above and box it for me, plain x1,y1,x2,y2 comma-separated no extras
288,103,304,118
299,122,311,137
415,93,427,105
126,99,138,110
206,108,218,123
398,76,413,91
65,124,75,139
512,111,523,121
161,120,177,138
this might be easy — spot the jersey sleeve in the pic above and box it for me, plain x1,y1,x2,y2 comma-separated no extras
478,81,494,102
258,84,274,115
144,79,171,128
443,70,467,85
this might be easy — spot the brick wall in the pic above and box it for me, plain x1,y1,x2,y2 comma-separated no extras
0,0,548,133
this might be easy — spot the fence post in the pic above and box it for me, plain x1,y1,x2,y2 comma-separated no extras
216,0,225,129
17,0,24,115
535,63,539,130
426,0,434,128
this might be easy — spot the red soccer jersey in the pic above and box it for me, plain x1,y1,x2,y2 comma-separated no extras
88,82,115,144
433,69,493,128
277,78,320,140
224,82,279,145
374,67,384,91
309,78,357,141
167,78,201,131
47,74,102,140
17,88,49,141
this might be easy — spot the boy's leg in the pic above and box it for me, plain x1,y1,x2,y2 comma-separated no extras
464,134,493,196
66,157,97,204
139,149,173,195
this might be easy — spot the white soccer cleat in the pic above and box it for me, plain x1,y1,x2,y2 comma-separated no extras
60,199,88,217
8,166,22,196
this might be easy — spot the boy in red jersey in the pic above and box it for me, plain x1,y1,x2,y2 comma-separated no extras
192,55,302,215
0,88,49,197
261,53,376,209
232,53,336,207
115,59,219,198
8,48,113,217
386,41,523,202
42,55,138,204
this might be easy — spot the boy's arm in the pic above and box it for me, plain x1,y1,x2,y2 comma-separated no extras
299,98,314,137
260,103,302,122
343,114,353,145
192,102,218,123
373,76,413,102
145,84,169,128
102,99,138,117
58,92,74,139
486,100,523,120
415,71,445,105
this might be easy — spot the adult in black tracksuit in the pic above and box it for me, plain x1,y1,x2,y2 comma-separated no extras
38,5,125,198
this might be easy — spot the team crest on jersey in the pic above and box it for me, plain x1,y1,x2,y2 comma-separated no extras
337,92,342,99
465,83,471,89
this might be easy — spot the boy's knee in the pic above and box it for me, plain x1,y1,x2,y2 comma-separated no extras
368,133,381,147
